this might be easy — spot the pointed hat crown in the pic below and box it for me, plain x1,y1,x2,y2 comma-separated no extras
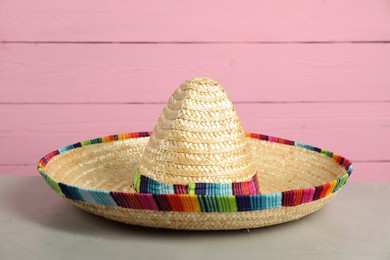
138,77,256,185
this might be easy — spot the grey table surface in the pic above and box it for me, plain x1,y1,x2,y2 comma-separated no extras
0,176,389,260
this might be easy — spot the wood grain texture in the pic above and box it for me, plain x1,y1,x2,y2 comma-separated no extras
1,43,389,103
1,0,390,42
1,1,388,182
1,103,388,171
351,162,390,182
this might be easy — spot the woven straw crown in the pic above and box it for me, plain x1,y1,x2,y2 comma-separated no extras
138,77,256,185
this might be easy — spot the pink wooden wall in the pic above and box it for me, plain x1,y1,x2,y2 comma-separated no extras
0,0,389,181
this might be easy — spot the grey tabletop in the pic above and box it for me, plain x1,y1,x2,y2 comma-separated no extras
0,176,389,260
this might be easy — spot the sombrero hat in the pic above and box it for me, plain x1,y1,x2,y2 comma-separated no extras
38,77,353,230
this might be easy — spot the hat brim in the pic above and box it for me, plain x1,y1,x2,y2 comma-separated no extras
38,132,352,230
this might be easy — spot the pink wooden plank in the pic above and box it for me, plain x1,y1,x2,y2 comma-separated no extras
348,162,390,182
0,165,34,176
1,0,389,42
0,102,388,168
1,43,389,103
4,162,388,181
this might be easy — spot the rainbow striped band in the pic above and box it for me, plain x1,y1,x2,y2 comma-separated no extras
38,132,353,213
134,172,261,195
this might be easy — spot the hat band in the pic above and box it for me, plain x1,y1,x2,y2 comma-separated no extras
134,172,261,196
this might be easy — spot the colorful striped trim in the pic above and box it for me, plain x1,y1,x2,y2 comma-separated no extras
134,172,261,195
37,132,352,213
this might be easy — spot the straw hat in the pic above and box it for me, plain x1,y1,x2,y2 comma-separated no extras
38,77,352,230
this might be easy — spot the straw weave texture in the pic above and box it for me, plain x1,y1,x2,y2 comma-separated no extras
70,193,336,230
139,77,256,184
44,137,345,230
39,77,351,230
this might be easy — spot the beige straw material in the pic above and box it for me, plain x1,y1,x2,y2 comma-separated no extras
69,194,336,230
45,137,346,230
139,77,256,184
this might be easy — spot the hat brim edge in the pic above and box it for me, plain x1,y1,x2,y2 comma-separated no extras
37,131,352,230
